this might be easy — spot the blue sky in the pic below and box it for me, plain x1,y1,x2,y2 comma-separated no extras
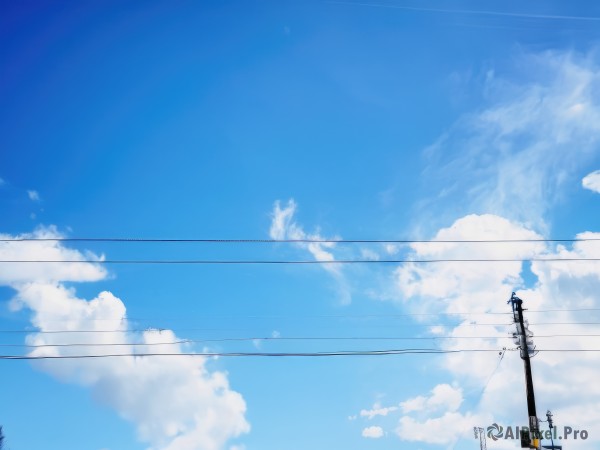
2,1,600,449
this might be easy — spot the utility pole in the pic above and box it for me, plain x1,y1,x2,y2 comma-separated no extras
509,292,540,449
541,410,563,449
474,427,487,450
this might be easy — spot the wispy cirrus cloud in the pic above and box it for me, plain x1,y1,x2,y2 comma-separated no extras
419,51,600,232
378,50,600,448
331,2,600,22
270,199,351,304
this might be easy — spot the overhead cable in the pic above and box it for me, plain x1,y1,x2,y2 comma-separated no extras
2,321,600,334
2,237,599,243
0,348,502,360
1,257,599,264
2,333,600,348
1,348,598,360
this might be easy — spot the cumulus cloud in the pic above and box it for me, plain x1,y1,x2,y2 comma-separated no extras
361,426,384,438
582,169,600,193
392,215,600,448
1,228,249,450
0,227,107,285
269,199,351,304
400,384,462,414
397,412,476,445
396,214,544,314
396,381,495,446
342,50,600,448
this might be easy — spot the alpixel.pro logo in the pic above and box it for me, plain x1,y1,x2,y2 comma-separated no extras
487,423,503,441
474,424,589,441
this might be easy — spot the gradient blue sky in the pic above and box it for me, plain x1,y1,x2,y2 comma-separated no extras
2,1,600,450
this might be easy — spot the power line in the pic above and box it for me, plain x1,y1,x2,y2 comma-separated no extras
1,348,598,360
2,237,599,244
328,1,600,22
1,257,599,264
13,307,599,324
2,333,600,349
526,308,600,313
450,348,506,450
2,321,600,335
12,311,513,322
0,348,503,360
0,323,518,334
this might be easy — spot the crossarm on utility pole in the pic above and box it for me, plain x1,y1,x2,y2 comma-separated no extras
509,292,540,449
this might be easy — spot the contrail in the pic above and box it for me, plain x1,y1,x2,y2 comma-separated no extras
328,1,600,21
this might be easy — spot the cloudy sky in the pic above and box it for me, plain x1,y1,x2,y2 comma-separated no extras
2,1,600,449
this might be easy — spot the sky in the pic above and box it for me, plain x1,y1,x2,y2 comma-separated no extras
2,1,600,449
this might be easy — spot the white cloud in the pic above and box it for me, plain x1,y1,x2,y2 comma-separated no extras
0,227,107,286
0,177,5,186
395,214,544,314
397,412,475,445
582,169,600,193
270,199,337,263
420,51,600,231
359,403,398,419
2,228,249,450
269,199,351,304
362,426,384,438
392,214,600,448
27,190,40,201
360,50,600,449
360,248,380,261
400,384,462,414
384,244,400,255
399,396,426,415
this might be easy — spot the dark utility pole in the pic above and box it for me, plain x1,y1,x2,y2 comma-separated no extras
509,292,540,449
